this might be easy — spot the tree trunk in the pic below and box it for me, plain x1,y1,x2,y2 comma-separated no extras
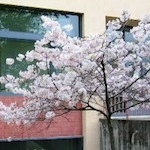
107,118,116,150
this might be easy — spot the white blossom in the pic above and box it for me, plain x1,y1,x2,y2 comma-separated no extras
120,10,130,22
0,76,6,84
16,54,25,62
45,111,55,119
36,61,47,70
6,58,14,65
25,51,35,62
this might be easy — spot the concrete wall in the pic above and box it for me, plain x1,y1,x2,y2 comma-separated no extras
0,1,150,150
100,120,150,150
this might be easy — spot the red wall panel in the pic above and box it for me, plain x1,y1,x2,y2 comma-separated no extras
0,96,82,140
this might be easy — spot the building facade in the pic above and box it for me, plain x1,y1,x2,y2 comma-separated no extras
0,0,150,150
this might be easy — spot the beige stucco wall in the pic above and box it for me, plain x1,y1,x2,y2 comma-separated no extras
1,1,150,150
104,0,150,19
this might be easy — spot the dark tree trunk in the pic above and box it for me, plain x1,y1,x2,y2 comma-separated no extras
107,118,116,150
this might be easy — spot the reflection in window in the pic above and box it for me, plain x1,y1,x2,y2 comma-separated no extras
0,138,83,150
123,26,136,42
0,7,81,37
0,40,34,76
0,6,82,91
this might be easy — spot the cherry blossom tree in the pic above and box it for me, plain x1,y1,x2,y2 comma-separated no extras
0,11,150,150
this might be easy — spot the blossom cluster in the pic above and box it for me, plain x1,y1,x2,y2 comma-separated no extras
0,11,150,124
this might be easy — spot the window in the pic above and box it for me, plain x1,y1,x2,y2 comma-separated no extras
123,26,136,42
0,6,82,37
0,138,83,150
0,6,82,90
110,95,126,113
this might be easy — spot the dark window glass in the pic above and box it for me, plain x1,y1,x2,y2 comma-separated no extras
0,7,81,37
0,6,82,92
123,26,136,42
0,39,34,76
0,138,83,150
0,7,81,69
